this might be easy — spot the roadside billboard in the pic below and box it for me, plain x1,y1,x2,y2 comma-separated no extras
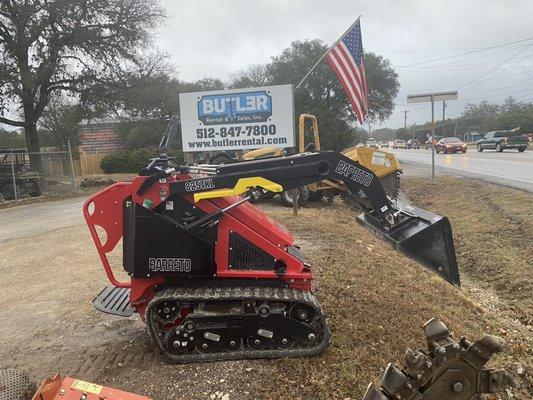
179,84,294,152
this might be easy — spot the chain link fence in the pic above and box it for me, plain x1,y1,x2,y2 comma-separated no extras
0,141,76,202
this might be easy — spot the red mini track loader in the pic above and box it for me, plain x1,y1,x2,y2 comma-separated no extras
84,146,461,364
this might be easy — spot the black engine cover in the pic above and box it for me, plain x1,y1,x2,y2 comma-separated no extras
123,199,215,278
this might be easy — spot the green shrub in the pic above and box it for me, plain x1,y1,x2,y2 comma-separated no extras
100,148,183,173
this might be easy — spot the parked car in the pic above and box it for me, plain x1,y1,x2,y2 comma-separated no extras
392,140,406,149
476,131,529,152
366,138,378,149
406,139,420,149
379,141,389,148
435,137,467,153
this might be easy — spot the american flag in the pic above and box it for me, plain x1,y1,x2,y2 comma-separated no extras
326,19,369,124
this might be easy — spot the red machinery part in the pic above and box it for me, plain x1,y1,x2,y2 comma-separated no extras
84,173,313,313
32,374,151,400
83,182,133,288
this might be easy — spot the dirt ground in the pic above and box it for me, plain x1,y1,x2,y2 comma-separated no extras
0,176,531,399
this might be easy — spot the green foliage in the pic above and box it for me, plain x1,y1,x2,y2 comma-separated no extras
0,128,25,148
460,97,533,133
371,127,396,141
115,120,169,148
100,148,183,174
395,128,411,141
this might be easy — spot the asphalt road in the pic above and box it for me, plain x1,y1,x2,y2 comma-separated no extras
390,148,533,192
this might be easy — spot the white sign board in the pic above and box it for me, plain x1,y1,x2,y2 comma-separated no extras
407,91,458,103
179,84,295,152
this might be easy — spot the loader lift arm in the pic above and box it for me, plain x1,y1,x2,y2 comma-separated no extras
172,151,392,222
168,151,460,286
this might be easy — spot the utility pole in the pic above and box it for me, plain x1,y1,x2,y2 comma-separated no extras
431,96,436,183
403,110,409,128
442,101,447,121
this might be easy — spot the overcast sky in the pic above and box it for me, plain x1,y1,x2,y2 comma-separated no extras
156,0,533,129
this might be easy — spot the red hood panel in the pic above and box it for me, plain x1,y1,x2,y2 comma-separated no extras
210,196,294,247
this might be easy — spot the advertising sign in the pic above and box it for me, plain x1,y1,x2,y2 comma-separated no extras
179,84,294,152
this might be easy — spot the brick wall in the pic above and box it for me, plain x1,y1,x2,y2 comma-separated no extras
79,122,126,154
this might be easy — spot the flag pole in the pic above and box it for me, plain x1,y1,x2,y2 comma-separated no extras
294,16,361,90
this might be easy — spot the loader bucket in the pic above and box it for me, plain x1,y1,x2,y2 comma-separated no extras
356,204,460,287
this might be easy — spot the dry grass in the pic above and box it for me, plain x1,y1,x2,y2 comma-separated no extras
402,176,532,325
256,193,531,399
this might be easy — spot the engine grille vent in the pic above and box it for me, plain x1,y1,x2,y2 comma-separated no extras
229,232,276,270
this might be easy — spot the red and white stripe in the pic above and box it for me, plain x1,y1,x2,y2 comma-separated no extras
326,42,368,124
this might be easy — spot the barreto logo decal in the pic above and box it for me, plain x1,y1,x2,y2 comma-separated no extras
334,160,373,186
149,258,192,272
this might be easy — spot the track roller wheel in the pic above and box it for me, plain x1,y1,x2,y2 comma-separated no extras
164,329,193,355
154,300,180,324
275,337,293,349
226,338,243,351
247,336,267,350
290,303,316,322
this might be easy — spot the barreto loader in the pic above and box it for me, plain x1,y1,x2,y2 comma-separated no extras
84,140,460,365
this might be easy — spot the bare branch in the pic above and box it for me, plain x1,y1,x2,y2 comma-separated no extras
0,116,25,127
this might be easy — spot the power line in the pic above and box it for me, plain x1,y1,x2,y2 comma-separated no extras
398,65,531,74
462,79,533,96
459,44,532,90
394,88,533,107
401,43,531,68
370,47,484,53
397,45,530,71
395,37,533,68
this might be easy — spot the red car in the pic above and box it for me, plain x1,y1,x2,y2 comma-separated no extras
435,137,467,153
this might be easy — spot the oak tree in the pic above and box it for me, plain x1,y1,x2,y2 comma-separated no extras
0,0,165,170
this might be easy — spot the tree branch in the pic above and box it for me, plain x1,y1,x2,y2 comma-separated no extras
0,116,25,127
47,84,84,93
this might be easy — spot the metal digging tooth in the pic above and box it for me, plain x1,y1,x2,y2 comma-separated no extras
362,319,517,400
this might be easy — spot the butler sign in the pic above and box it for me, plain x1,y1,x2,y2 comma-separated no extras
179,84,295,152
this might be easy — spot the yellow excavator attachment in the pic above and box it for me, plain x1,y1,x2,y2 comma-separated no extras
242,147,284,160
342,146,401,179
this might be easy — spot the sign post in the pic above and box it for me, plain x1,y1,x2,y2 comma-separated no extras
179,84,295,153
407,91,458,184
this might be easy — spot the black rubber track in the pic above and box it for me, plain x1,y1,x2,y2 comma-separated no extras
146,286,331,363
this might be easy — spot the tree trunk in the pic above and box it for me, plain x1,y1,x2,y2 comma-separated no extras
25,122,43,172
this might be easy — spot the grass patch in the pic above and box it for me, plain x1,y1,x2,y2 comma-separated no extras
257,197,531,399
402,176,532,325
